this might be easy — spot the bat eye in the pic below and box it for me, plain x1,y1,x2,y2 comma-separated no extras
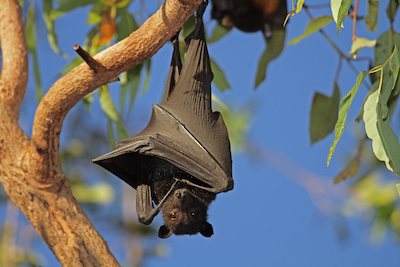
171,212,178,221
191,211,196,217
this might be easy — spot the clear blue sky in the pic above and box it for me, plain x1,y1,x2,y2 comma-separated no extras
14,0,400,266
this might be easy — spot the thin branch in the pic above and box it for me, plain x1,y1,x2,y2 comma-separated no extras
303,5,371,90
0,0,28,118
352,0,360,42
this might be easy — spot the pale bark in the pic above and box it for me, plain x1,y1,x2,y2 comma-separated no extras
0,0,203,266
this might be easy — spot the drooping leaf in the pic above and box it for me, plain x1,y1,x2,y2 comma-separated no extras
364,89,400,176
99,86,120,122
365,0,379,31
72,182,115,204
116,120,129,140
349,37,377,59
310,83,340,144
208,23,231,43
331,0,352,33
26,5,43,103
120,64,141,111
327,71,368,168
181,15,195,38
56,0,98,13
210,57,230,91
284,0,305,25
287,15,333,45
141,59,151,95
82,91,94,111
375,30,395,66
356,79,380,122
255,27,286,88
386,0,399,22
43,0,67,57
333,152,360,184
117,9,138,42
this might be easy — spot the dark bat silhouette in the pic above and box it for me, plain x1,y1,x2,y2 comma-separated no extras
210,0,288,38
93,1,233,238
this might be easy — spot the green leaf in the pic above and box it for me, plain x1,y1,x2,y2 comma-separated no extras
208,23,231,43
375,30,395,66
210,58,230,91
82,91,94,111
390,34,400,81
141,59,151,95
181,15,195,38
119,64,141,111
356,79,380,122
43,0,67,57
72,182,115,204
364,89,400,175
26,5,43,103
284,0,305,25
333,152,360,184
386,0,399,22
365,0,379,31
327,71,367,168
117,9,138,42
331,0,352,33
287,15,333,45
116,120,129,140
396,184,400,197
310,83,340,144
255,27,286,88
99,86,120,122
56,0,98,13
349,37,377,59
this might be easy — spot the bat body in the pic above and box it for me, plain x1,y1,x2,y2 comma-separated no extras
93,1,233,238
211,0,287,38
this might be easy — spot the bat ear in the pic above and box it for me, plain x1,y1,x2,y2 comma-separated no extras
199,221,214,237
158,225,173,239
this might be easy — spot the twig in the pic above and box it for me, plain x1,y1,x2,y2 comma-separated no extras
352,0,360,42
73,44,103,73
303,5,371,89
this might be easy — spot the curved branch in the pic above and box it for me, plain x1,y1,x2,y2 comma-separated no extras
30,0,203,174
0,0,28,118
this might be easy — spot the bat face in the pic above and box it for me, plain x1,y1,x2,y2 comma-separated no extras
159,188,215,238
150,157,216,238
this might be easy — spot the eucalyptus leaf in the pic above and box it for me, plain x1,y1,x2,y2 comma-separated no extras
255,27,286,88
310,83,340,144
365,0,379,31
99,86,120,122
210,58,230,91
208,23,231,43
327,71,367,168
287,15,333,45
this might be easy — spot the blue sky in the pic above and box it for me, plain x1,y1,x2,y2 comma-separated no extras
12,0,400,266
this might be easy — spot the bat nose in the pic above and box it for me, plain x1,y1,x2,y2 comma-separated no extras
175,189,188,199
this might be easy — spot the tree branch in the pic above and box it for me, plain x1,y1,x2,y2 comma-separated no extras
0,0,28,118
0,0,204,265
30,0,203,182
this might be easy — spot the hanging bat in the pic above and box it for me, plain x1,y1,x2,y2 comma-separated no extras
93,1,233,238
210,0,288,38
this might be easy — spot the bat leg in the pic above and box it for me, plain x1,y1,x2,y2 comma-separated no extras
136,177,179,225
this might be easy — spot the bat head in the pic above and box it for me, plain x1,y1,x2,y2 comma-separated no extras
158,188,214,238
